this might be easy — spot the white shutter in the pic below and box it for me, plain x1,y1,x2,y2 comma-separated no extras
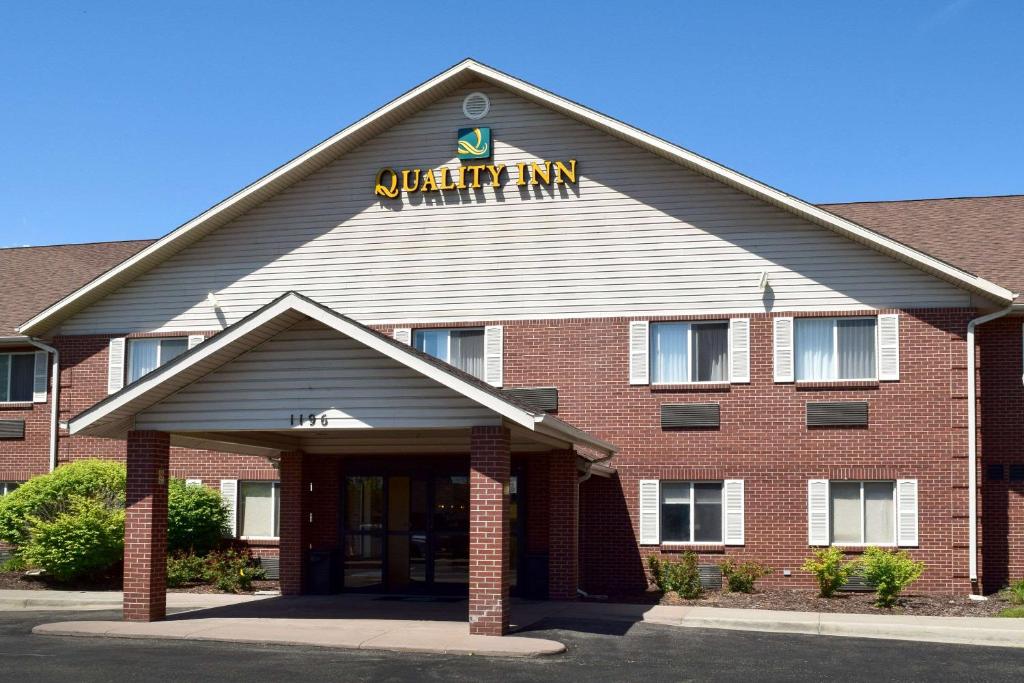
484,325,503,387
638,479,660,545
393,328,411,345
107,337,126,394
185,478,202,487
32,351,48,403
896,479,919,547
878,314,900,381
220,479,238,537
187,334,205,350
629,321,650,385
773,317,794,382
729,318,751,384
808,479,830,546
1019,322,1023,386
723,479,745,545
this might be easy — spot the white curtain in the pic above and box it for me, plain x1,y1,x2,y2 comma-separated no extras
128,339,160,383
239,482,274,537
795,318,835,381
864,482,894,544
450,330,484,379
651,323,688,383
837,318,876,379
830,482,861,543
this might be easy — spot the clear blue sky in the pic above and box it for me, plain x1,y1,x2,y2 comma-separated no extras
2,1,1022,246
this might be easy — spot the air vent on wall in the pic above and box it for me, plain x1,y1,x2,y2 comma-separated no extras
462,92,490,120
503,387,558,412
661,403,720,429
0,420,25,439
806,401,868,427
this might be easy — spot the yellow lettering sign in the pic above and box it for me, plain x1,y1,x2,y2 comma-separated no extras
376,160,577,197
374,168,399,198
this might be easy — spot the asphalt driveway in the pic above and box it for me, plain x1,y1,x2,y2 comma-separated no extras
3,608,1023,682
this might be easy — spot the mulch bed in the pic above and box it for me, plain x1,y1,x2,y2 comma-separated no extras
601,587,1011,617
0,570,279,595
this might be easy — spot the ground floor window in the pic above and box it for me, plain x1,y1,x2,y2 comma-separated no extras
660,481,723,543
238,481,280,538
0,481,20,496
830,481,895,545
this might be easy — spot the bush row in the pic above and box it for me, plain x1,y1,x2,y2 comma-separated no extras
648,546,926,608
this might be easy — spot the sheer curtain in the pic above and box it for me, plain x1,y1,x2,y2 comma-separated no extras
693,324,728,382
864,482,894,544
650,323,688,383
128,339,160,383
795,318,835,381
451,330,484,380
830,482,861,543
837,318,876,379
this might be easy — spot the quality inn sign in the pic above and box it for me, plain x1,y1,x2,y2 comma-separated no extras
374,127,578,198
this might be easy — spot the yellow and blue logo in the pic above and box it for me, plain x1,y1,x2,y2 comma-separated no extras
457,127,491,160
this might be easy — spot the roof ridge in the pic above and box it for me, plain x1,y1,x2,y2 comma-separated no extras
820,194,1024,207
0,238,156,252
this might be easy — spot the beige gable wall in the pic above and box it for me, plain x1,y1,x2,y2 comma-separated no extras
60,84,969,335
135,319,499,432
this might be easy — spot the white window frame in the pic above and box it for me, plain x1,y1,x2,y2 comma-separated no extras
412,327,485,374
795,316,879,382
126,337,189,384
0,352,35,403
829,480,897,547
237,480,281,540
659,480,724,545
0,481,21,496
649,321,731,385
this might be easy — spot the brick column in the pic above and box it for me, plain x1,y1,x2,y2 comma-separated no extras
279,451,308,596
469,425,510,636
548,449,579,600
124,430,170,622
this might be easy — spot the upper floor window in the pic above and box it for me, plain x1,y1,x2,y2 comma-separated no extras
830,481,895,545
127,338,188,384
795,317,876,381
0,353,35,402
650,321,729,384
413,328,485,380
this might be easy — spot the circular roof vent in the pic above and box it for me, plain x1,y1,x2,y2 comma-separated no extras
462,92,490,120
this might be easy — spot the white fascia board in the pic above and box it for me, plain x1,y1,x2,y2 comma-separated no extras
534,414,618,456
24,59,1012,337
69,292,539,435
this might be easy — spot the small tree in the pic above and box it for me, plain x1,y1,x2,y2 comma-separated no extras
20,497,124,582
648,552,703,599
861,546,924,608
720,559,771,593
802,547,861,598
167,479,229,555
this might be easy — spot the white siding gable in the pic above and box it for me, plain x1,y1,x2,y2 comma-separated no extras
59,85,969,335
135,319,500,432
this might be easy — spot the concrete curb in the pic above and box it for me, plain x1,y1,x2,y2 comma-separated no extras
637,606,1024,649
0,590,275,612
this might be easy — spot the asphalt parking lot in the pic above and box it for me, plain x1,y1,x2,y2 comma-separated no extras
2,608,1023,682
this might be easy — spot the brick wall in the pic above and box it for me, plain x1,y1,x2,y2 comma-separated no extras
978,317,1024,592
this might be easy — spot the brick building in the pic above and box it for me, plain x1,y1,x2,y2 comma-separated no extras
2,60,1023,634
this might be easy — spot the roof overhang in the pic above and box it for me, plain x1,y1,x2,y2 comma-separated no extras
19,60,1015,337
68,292,617,458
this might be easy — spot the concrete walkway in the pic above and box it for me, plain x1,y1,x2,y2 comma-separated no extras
26,594,1024,655
0,589,275,611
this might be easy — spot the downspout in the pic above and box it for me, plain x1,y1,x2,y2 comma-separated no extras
575,461,595,599
967,304,1015,587
25,339,60,472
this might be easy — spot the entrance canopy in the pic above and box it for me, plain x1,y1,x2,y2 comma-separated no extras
69,292,617,462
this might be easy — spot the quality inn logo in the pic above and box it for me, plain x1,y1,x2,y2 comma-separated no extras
457,127,491,159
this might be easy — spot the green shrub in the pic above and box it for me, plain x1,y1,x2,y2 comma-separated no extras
204,549,266,593
647,552,702,599
167,552,208,588
998,607,1024,618
1003,579,1024,606
0,460,125,548
0,553,28,572
19,497,124,582
167,480,229,555
861,546,925,608
720,559,771,593
801,547,862,598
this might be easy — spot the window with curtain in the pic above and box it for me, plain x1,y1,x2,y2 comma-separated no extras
650,322,728,383
0,353,34,402
830,481,895,545
0,482,21,496
239,481,280,538
795,317,877,381
127,338,188,384
660,481,724,543
412,328,485,380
